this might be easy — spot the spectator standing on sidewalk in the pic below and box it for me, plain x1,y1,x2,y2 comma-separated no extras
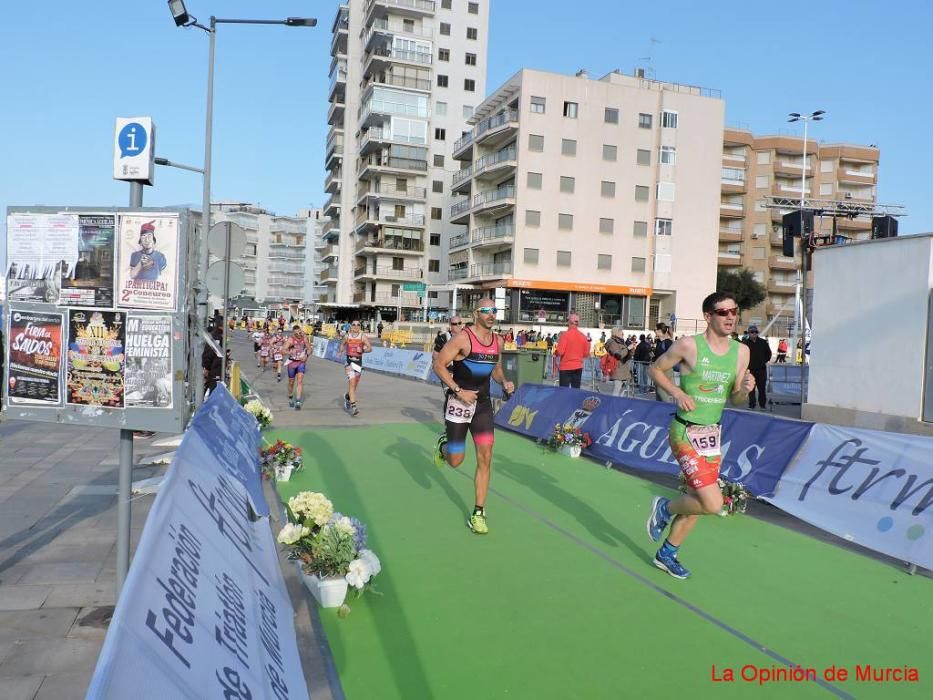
604,327,632,396
742,325,772,409
554,313,589,388
776,338,788,363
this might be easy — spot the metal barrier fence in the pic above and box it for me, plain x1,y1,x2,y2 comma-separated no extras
542,353,667,399
768,363,808,407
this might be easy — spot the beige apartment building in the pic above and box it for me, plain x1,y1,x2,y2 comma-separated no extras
323,0,489,320
719,128,879,333
448,68,725,330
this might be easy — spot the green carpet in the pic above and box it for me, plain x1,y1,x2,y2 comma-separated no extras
272,423,930,700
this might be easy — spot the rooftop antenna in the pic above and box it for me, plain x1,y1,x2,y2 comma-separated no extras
636,36,660,80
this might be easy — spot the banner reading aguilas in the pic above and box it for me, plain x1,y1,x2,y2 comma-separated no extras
66,310,126,407
7,310,64,404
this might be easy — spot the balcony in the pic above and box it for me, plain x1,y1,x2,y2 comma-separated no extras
322,220,340,242
449,267,469,280
722,151,746,164
327,98,345,126
355,237,425,255
366,0,436,21
364,18,434,49
323,194,340,218
837,168,875,185
835,217,872,232
321,245,339,261
474,109,520,148
451,165,473,194
720,202,744,218
354,212,426,234
472,186,515,217
452,131,474,161
328,60,347,103
471,223,515,249
718,228,743,242
770,232,785,247
357,182,427,206
772,160,813,177
469,261,512,280
358,154,428,179
449,232,470,250
364,45,432,76
331,7,349,56
474,146,517,181
354,265,425,281
364,72,433,93
325,135,344,169
769,255,797,270
449,197,472,225
322,265,339,282
717,252,742,267
325,168,342,194
359,127,428,154
767,281,797,295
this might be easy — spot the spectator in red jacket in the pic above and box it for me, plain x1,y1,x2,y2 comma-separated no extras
554,313,590,388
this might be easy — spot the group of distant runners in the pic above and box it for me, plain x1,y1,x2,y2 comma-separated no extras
244,290,754,579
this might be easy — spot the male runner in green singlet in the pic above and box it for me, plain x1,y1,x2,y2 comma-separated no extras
645,292,755,579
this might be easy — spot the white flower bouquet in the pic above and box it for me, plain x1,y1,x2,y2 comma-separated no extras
243,399,273,430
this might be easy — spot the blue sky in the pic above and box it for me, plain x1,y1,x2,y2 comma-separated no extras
3,0,932,269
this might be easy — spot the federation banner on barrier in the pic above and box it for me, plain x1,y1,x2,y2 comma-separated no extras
766,424,933,571
86,385,307,699
496,384,813,496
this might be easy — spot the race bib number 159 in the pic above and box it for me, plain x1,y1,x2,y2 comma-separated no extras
685,423,721,457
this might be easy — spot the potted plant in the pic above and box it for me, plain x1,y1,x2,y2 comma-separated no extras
678,476,750,517
260,440,302,482
545,423,593,458
243,399,273,430
277,491,381,610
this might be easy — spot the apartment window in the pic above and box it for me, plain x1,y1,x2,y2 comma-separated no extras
465,52,477,66
757,151,770,165
657,182,675,201
433,180,444,193
438,48,450,62
557,250,572,266
441,0,451,7
756,175,769,188
528,134,544,152
430,233,441,246
429,291,439,299
751,247,766,261
431,207,443,220
526,209,541,226
598,254,612,270
440,22,451,35
656,218,672,236
602,144,617,161
821,160,834,173
601,180,616,198
391,284,401,296
437,74,448,88
661,110,679,128
632,257,646,272
605,107,619,124
530,96,546,113
467,27,478,40
435,100,447,115
635,185,650,202
561,138,577,156
429,259,441,272
558,213,573,230
638,113,653,129
392,257,404,270
633,220,648,237
394,204,406,218
819,183,833,196
468,1,479,13
560,176,575,194
527,171,543,189
563,101,578,118
753,223,767,237
637,149,651,166
463,105,474,118
660,146,676,164
433,154,445,167
599,217,614,234
464,78,476,92
524,247,539,264
434,127,446,141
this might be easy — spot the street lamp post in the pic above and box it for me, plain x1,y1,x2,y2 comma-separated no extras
168,1,315,406
787,109,825,406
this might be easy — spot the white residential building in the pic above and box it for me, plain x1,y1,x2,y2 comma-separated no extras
324,0,490,320
449,68,725,331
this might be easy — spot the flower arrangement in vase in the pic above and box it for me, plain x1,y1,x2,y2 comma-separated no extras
545,423,592,458
276,491,381,612
678,475,750,516
260,440,302,481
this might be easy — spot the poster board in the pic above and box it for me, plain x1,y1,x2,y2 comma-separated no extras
3,206,197,433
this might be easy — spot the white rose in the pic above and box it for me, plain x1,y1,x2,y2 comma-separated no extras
345,558,370,589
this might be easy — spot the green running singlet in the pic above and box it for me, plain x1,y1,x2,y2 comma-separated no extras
676,334,739,426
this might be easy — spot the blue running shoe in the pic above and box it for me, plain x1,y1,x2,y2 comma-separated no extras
653,550,690,580
646,496,671,542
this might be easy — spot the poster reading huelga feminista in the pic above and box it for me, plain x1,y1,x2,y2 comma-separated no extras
124,314,173,409
7,310,64,405
66,310,126,408
116,214,178,310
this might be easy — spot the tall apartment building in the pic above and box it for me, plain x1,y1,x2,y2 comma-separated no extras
449,68,725,330
211,203,312,316
719,129,879,332
298,207,329,312
324,0,489,320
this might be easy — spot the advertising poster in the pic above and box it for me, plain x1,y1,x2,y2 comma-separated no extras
6,310,63,404
59,214,116,308
124,314,173,408
5,213,79,303
116,214,178,310
66,310,126,407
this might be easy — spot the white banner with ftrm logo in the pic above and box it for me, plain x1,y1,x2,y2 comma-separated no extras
766,424,933,571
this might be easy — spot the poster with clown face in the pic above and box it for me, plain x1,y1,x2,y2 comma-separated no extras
116,214,178,310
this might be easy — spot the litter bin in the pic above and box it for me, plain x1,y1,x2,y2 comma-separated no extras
501,350,520,389
517,350,546,386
